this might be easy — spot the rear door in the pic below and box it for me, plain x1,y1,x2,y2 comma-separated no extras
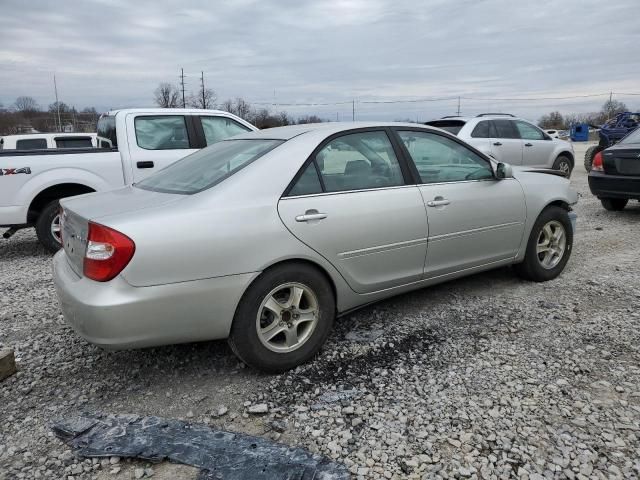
278,129,428,294
394,129,525,277
489,120,523,165
127,113,199,182
514,120,555,167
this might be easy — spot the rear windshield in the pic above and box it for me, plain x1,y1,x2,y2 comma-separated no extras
620,127,640,145
97,116,117,148
55,137,93,148
136,139,283,195
16,138,48,150
424,120,465,135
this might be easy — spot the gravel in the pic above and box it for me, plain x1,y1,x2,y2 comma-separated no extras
1,143,639,479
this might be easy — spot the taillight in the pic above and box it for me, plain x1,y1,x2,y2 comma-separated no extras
83,222,135,282
592,151,604,172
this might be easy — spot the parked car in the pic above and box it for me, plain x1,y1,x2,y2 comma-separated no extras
0,108,256,251
54,122,578,372
0,133,98,150
425,113,575,176
588,126,640,211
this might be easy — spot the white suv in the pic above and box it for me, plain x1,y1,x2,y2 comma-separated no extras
425,113,575,175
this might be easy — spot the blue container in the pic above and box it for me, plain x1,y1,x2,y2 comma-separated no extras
570,123,589,142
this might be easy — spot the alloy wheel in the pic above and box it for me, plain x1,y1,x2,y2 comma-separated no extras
50,214,62,244
256,282,319,353
536,220,566,269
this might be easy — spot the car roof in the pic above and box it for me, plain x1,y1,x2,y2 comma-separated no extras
1,133,96,140
106,108,233,116
229,122,441,141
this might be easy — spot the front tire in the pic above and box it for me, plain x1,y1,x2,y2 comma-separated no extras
514,206,573,282
552,155,573,177
600,198,628,211
228,263,335,373
35,201,62,253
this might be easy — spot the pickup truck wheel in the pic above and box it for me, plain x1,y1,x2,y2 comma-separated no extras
552,155,572,177
514,206,573,282
600,198,628,211
35,201,63,253
228,263,335,373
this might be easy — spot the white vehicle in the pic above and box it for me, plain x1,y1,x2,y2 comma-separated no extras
0,108,257,252
425,114,575,176
0,133,98,150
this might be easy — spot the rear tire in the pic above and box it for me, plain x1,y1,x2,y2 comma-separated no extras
228,263,335,373
600,198,628,211
584,145,602,172
514,206,573,282
552,155,573,177
35,200,62,254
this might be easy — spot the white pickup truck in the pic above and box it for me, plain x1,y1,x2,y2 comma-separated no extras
0,108,256,251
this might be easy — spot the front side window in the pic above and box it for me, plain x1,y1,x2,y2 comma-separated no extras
135,116,190,150
16,138,47,150
201,116,251,145
55,137,93,148
492,120,520,139
136,139,282,194
398,131,494,183
313,131,404,192
514,120,545,140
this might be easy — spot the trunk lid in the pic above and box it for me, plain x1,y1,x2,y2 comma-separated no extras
603,146,640,176
60,186,184,276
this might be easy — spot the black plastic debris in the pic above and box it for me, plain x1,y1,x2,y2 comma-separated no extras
52,412,350,480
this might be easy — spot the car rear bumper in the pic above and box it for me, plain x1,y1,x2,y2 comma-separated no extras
588,171,640,200
53,250,258,349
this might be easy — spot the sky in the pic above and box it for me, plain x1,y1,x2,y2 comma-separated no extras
1,0,639,123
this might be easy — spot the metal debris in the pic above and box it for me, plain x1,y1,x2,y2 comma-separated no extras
52,412,349,480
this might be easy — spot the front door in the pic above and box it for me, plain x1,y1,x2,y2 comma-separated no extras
489,119,523,165
395,129,526,278
514,120,556,167
278,130,428,294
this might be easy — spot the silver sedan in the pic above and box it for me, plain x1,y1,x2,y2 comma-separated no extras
54,123,578,372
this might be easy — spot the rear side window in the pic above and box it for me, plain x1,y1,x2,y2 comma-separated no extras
471,121,491,138
424,120,466,135
55,137,93,148
135,116,190,150
492,120,520,139
314,131,404,193
16,138,47,150
136,139,282,194
201,116,251,145
97,116,117,148
289,163,323,196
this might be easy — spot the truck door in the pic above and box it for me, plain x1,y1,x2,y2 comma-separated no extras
126,113,199,183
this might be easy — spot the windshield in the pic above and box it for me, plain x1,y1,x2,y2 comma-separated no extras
620,127,640,145
136,139,283,194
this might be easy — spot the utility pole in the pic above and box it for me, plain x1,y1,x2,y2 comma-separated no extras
53,74,62,132
180,68,186,108
456,96,461,116
200,71,206,109
352,99,355,122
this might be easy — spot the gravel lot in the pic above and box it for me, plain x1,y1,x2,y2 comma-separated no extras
1,143,639,480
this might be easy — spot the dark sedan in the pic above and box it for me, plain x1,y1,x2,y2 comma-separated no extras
588,127,640,211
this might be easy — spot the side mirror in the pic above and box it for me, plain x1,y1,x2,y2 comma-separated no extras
496,162,513,179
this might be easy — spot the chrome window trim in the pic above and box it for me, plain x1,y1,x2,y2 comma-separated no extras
280,184,419,200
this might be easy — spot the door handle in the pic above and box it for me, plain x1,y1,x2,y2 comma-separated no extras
524,143,533,147
426,199,450,207
493,142,502,146
295,212,327,222
137,161,154,169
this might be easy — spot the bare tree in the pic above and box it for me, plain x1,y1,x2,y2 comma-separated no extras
601,99,628,121
154,83,180,108
297,115,324,124
14,96,39,114
538,111,565,129
220,97,253,121
188,88,217,109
